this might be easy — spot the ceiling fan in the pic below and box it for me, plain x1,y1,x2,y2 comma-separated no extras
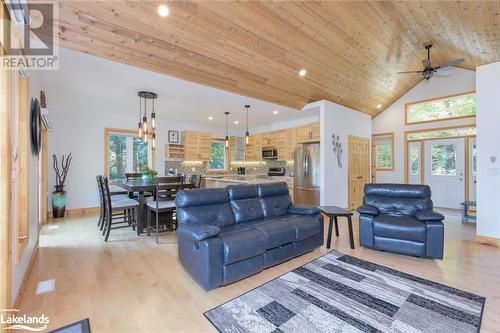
397,43,464,80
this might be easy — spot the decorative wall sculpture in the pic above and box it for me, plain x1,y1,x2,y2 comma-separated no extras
332,134,343,168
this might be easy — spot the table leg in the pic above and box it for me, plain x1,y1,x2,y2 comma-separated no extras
137,191,145,235
347,215,355,249
334,216,339,237
326,216,333,249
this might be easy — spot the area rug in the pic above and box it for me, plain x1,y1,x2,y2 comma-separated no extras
48,318,91,333
204,251,485,333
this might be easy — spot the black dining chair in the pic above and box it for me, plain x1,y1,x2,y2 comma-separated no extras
96,175,129,230
125,172,143,181
146,176,184,243
100,176,140,241
190,174,202,188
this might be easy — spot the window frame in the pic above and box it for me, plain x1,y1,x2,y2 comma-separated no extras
207,138,229,173
103,128,155,181
372,132,394,171
404,91,476,125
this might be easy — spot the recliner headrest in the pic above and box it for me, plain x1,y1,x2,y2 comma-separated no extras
227,184,259,200
176,188,229,208
257,182,289,197
364,183,431,199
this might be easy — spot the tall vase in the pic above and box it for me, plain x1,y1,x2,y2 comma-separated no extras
52,185,67,218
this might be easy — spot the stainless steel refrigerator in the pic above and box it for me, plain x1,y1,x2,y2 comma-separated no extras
294,143,320,206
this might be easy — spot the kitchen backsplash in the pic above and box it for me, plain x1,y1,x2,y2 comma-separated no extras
165,160,294,177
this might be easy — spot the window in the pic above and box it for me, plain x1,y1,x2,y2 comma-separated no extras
105,129,151,181
406,92,476,124
431,144,457,176
410,145,420,176
373,133,394,170
208,140,227,171
407,126,476,141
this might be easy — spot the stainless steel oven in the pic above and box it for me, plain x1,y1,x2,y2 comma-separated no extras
262,147,278,160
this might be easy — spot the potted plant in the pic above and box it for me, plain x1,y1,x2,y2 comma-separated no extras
52,153,72,218
141,166,158,180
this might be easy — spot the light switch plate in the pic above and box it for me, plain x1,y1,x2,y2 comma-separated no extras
36,279,55,295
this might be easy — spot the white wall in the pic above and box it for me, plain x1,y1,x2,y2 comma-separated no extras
11,72,42,302
319,100,372,207
476,62,500,239
372,68,476,183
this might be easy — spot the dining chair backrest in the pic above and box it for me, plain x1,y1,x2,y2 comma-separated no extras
101,176,113,216
190,174,202,188
125,172,142,181
96,175,104,204
155,176,184,203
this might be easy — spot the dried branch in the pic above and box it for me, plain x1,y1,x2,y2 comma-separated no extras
52,153,72,187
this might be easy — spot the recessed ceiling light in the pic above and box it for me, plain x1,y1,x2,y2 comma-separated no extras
234,121,239,125
299,69,307,77
376,104,382,109
158,4,169,17
208,116,213,120
273,110,279,115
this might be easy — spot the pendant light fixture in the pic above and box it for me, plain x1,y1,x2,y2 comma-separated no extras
244,104,250,145
137,91,158,150
225,111,230,148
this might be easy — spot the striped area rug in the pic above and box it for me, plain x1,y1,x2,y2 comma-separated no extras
205,251,485,333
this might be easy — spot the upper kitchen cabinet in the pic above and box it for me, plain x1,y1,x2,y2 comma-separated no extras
245,134,262,161
182,130,211,160
230,136,245,161
296,122,320,143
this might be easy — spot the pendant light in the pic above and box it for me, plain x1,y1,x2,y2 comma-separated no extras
225,112,230,148
137,91,158,150
244,105,250,145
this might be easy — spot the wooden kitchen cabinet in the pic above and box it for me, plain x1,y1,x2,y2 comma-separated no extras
296,122,320,143
181,130,211,160
245,134,263,161
230,136,245,161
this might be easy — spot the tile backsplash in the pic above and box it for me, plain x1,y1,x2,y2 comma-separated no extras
165,160,293,177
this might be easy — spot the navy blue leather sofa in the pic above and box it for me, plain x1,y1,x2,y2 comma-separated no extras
357,184,445,259
175,182,323,290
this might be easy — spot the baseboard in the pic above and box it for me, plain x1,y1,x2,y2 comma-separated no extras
48,206,99,221
13,240,39,309
475,235,500,247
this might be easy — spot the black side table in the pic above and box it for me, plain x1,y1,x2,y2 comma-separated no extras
318,206,354,249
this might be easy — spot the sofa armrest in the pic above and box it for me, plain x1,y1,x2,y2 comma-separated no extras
288,205,321,216
416,210,445,222
177,225,221,241
357,205,379,216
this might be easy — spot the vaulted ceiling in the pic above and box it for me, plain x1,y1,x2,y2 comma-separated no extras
50,1,499,116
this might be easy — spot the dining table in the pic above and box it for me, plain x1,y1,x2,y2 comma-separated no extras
114,179,196,235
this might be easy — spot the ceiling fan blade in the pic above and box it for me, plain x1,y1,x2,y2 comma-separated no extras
422,59,431,68
435,58,465,70
397,70,422,74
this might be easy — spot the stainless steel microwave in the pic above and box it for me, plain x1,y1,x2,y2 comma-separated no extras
262,147,278,160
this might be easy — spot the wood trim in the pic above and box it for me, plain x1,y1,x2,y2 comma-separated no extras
404,91,476,125
40,129,48,224
63,206,100,217
465,136,470,201
13,240,39,309
103,127,156,178
372,132,394,171
404,123,476,135
0,3,13,310
475,236,500,248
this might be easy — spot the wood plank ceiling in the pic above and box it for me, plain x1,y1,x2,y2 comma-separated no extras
51,1,499,116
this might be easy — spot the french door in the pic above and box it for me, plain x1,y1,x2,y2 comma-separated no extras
424,138,464,208
468,138,477,202
408,141,422,184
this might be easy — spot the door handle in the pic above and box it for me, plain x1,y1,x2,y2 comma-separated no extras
459,178,463,181
357,176,363,179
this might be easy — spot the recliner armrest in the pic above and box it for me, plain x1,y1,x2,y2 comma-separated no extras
357,205,379,216
416,210,445,221
177,225,221,241
287,205,321,216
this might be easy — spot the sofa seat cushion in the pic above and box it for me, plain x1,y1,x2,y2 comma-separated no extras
251,220,296,249
264,215,321,242
219,229,267,265
373,215,426,242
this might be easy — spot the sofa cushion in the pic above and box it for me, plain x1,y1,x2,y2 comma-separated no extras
176,188,235,228
227,185,265,223
258,183,292,218
219,229,267,265
373,215,426,242
264,214,321,242
251,219,296,249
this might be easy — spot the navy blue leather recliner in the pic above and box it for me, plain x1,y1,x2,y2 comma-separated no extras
357,184,444,259
175,182,324,290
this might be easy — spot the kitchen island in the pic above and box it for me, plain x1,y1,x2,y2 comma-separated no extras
204,175,294,201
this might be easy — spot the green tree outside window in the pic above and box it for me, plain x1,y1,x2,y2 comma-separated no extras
208,141,226,170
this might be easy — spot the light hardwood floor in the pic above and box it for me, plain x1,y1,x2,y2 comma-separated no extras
18,212,500,332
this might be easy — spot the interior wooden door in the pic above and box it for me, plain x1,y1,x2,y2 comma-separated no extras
348,136,370,210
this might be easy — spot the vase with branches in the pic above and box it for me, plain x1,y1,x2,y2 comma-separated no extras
52,153,72,218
